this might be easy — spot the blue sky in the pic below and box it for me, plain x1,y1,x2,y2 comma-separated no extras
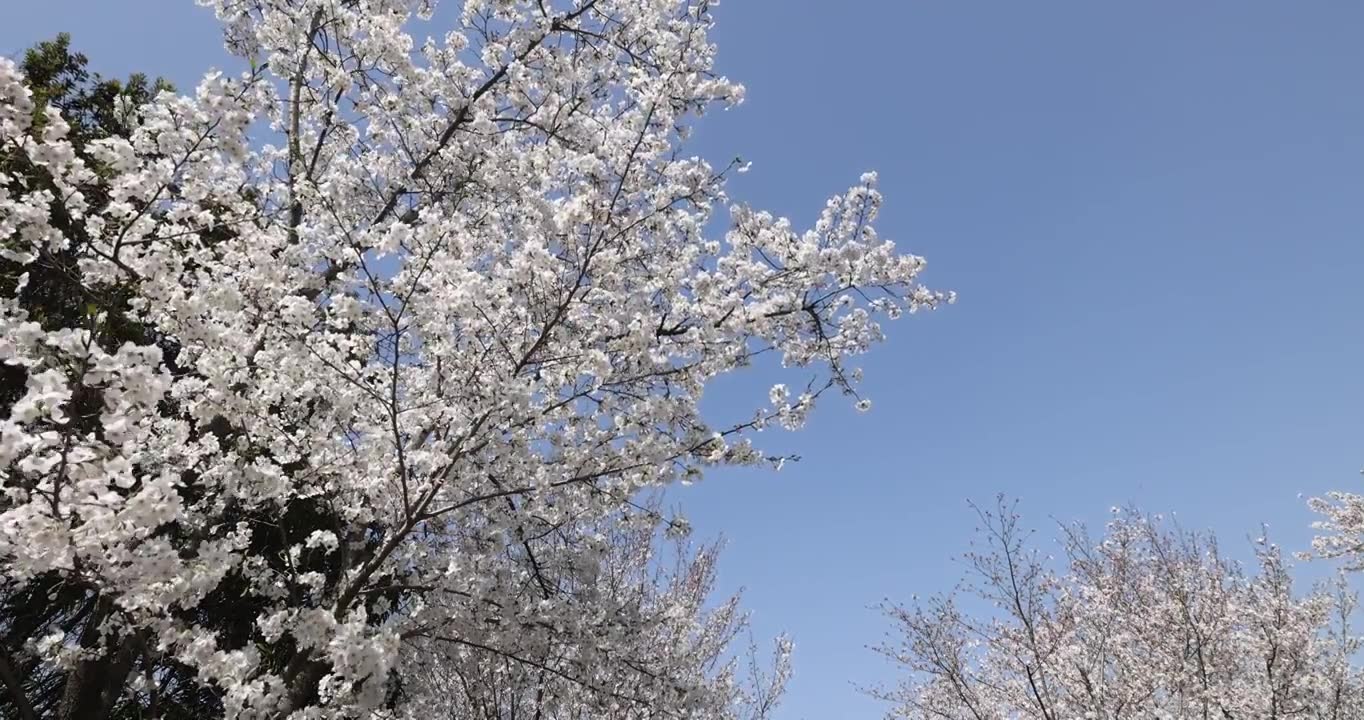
6,2,1364,717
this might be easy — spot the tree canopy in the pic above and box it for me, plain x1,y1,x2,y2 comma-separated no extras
0,2,947,717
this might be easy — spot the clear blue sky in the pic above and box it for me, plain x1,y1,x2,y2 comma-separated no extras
6,2,1364,717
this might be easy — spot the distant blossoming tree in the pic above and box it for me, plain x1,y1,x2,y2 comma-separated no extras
874,498,1364,720
0,0,949,717
403,495,792,720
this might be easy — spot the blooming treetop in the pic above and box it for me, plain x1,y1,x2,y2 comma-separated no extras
0,0,949,717
874,500,1364,720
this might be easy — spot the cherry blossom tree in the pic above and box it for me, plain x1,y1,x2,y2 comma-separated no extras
0,0,949,717
873,498,1364,720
